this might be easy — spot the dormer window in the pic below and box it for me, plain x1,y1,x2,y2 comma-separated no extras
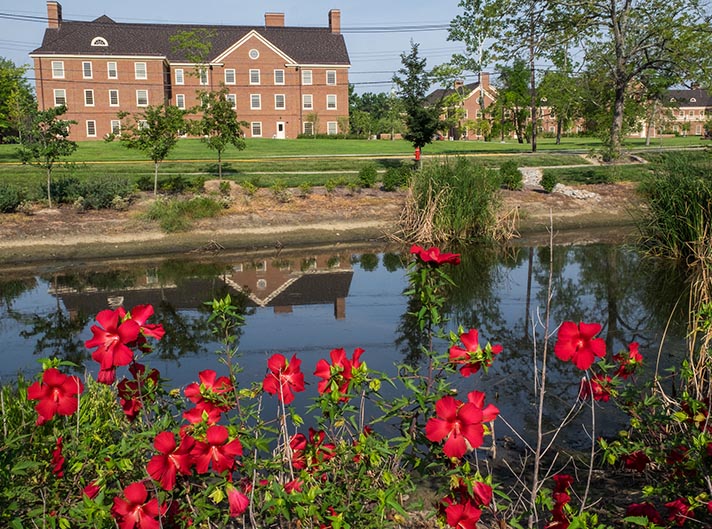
691,97,697,103
91,37,108,47
670,97,676,103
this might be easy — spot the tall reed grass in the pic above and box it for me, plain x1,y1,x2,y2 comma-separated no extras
638,152,712,263
396,157,508,244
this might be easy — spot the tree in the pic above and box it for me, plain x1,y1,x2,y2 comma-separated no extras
538,49,582,144
493,58,531,144
17,105,77,208
570,0,712,159
195,87,246,179
115,105,187,196
392,41,442,157
0,58,35,142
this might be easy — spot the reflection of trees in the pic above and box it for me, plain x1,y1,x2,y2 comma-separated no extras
0,278,37,310
150,300,212,361
382,252,406,272
359,253,379,272
395,293,430,366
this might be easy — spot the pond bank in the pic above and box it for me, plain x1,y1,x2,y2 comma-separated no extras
0,182,643,265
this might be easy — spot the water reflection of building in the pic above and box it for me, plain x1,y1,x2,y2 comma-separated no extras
52,252,354,320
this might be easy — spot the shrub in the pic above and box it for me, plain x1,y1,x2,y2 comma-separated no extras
298,181,313,197
0,184,22,213
78,176,135,210
136,174,154,192
540,171,558,193
499,159,523,190
240,181,258,197
160,174,189,194
325,178,338,194
49,175,81,204
271,179,291,203
358,164,378,188
381,165,412,192
218,180,231,197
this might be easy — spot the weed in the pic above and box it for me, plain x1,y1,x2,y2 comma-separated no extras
298,181,313,197
144,196,223,232
325,179,338,194
271,179,292,203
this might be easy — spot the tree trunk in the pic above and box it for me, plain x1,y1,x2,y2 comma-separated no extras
529,0,537,153
556,117,563,145
154,162,159,197
46,166,52,208
609,83,626,160
645,100,656,146
218,150,223,179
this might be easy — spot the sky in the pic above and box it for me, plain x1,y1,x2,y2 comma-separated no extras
0,0,476,95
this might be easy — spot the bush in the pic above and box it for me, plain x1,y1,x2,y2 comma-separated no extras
358,164,378,188
325,178,338,194
161,174,189,194
298,181,313,197
77,176,135,210
499,160,523,190
0,184,22,213
218,180,231,197
382,165,412,192
144,195,224,232
540,171,558,193
49,175,81,204
271,179,291,203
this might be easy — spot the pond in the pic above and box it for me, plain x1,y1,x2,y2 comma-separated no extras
0,242,690,447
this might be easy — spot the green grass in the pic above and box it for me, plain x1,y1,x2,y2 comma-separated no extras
542,164,654,185
143,196,225,232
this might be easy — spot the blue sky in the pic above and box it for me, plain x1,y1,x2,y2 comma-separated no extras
0,0,473,94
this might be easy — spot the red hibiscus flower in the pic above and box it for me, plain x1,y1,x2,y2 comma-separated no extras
554,321,606,370
227,483,250,517
444,499,482,529
614,342,643,379
126,304,165,341
83,480,101,499
146,431,195,491
27,367,84,425
425,395,493,459
51,437,64,478
666,498,692,526
449,329,502,376
262,353,305,404
183,402,224,425
290,428,336,471
410,244,461,266
623,450,650,472
314,347,364,399
117,364,160,421
111,481,166,529
191,425,243,475
185,369,234,409
466,391,500,422
578,374,613,402
552,474,574,493
626,503,662,525
472,481,493,507
85,308,140,381
284,479,304,493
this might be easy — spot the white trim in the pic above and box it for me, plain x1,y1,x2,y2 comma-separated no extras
326,70,336,85
107,61,118,79
303,121,314,135
326,94,337,110
134,62,147,80
274,69,285,85
32,53,168,60
275,94,286,110
53,88,66,107
224,68,236,85
109,89,119,107
84,89,95,107
199,68,209,85
285,63,350,69
250,94,261,110
86,120,97,137
302,94,313,110
51,60,64,79
176,94,185,109
91,37,108,47
301,69,312,85
136,89,149,106
212,30,297,64
226,93,237,109
175,68,184,85
82,61,93,79
251,121,262,137
110,120,121,135
249,69,260,85
326,121,338,135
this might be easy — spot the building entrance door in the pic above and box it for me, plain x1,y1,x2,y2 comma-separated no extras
276,122,286,139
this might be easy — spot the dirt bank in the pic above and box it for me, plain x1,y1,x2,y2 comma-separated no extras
0,182,644,265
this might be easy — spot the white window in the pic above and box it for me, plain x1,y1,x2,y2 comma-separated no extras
86,120,97,137
274,69,285,85
302,69,312,85
249,69,260,85
275,94,285,110
327,94,337,110
107,62,118,79
327,121,338,135
53,89,66,106
134,62,147,80
136,90,149,106
108,90,119,106
91,37,108,46
225,69,236,85
110,120,121,135
82,61,93,79
176,94,185,109
84,89,94,106
251,122,262,137
250,94,261,109
51,61,64,79
326,70,336,85
226,94,236,109
199,68,208,85
302,94,313,110
138,120,149,130
175,69,184,85
303,122,314,135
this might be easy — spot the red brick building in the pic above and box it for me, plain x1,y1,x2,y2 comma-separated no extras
30,1,350,141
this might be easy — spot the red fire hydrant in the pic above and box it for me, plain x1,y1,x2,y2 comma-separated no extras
414,147,421,161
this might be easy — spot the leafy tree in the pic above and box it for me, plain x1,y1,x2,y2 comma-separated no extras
194,87,246,179
17,105,77,208
574,0,712,158
538,49,582,144
493,58,530,143
115,105,187,196
0,58,35,142
392,41,442,157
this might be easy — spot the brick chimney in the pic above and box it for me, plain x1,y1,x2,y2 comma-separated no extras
479,72,490,90
47,1,62,29
329,9,341,34
454,80,464,90
264,12,285,27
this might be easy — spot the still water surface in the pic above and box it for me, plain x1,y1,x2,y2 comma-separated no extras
0,243,690,446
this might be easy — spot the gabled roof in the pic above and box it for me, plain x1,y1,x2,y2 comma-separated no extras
665,88,712,107
426,81,495,106
31,16,350,66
